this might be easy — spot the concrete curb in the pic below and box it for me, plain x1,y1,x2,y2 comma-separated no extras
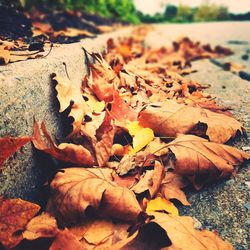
0,27,133,200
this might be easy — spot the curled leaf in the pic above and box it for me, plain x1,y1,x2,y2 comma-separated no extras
165,134,249,189
23,212,58,240
33,121,94,166
139,101,244,143
47,168,141,224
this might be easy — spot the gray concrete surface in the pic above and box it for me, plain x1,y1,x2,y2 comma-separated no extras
0,21,249,249
0,27,133,200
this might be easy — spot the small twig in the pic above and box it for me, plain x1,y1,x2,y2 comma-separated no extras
63,62,70,80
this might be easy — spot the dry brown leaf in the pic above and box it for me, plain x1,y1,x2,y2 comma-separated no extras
54,27,94,38
0,197,40,249
23,212,58,240
160,172,190,206
33,121,94,166
95,127,116,167
0,136,32,169
46,168,141,224
70,220,113,244
49,229,84,250
110,91,137,126
52,73,89,134
165,134,249,189
70,220,129,250
139,101,244,143
150,212,233,250
89,56,120,103
132,161,165,197
149,161,165,198
132,170,154,194
0,46,10,64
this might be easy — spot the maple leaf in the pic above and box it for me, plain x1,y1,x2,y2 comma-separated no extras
46,168,141,224
23,212,59,240
0,197,40,249
165,134,249,189
52,73,89,135
49,229,84,250
150,212,233,250
32,121,94,166
139,101,244,143
0,136,32,169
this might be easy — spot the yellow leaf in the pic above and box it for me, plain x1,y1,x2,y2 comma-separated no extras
146,197,179,216
126,121,143,136
130,128,154,154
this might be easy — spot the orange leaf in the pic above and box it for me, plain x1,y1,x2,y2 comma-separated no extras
23,212,58,240
49,229,84,250
0,136,32,169
0,197,40,249
139,101,244,143
32,121,94,166
46,168,141,224
166,134,249,189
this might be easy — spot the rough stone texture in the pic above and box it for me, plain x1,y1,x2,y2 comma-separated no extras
0,27,132,201
144,22,250,250
0,21,250,249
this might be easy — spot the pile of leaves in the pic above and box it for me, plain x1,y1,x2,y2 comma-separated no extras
0,3,117,65
0,27,249,250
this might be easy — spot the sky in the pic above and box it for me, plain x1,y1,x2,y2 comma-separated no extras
134,0,250,15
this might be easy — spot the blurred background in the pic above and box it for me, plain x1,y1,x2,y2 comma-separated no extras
14,0,250,23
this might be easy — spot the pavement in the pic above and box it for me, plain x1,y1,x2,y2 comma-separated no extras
0,22,250,249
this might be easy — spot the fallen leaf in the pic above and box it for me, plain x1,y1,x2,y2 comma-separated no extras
46,168,141,224
0,136,32,169
130,128,154,154
89,56,120,102
160,172,190,206
23,212,58,240
150,212,233,250
70,220,113,245
110,91,137,126
33,121,94,166
0,46,10,64
139,101,244,143
132,170,154,194
132,161,165,197
95,127,116,167
146,197,179,215
149,161,165,198
49,229,84,250
0,197,40,249
52,73,88,134
165,134,249,189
